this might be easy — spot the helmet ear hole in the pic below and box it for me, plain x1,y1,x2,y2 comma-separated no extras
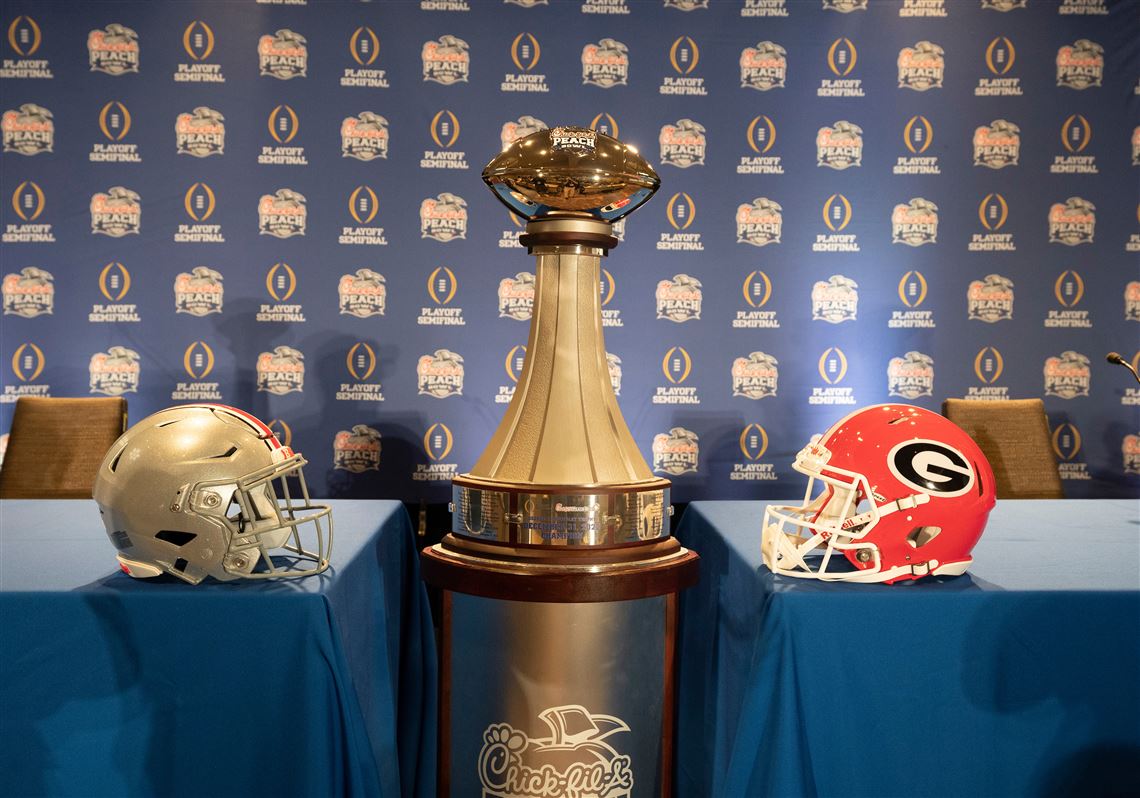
907,526,941,548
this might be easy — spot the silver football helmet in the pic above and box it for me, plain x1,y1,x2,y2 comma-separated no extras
93,404,332,584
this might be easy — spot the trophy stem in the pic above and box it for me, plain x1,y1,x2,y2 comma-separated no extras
450,217,670,546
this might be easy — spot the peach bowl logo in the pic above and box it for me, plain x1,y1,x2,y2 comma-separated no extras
339,268,387,318
89,346,140,396
258,189,307,238
898,41,944,90
1126,281,1140,322
982,0,1027,10
732,351,778,399
175,267,224,316
1044,351,1091,399
823,0,868,11
342,112,389,161
2,267,53,317
1056,39,1103,89
666,0,709,9
891,198,938,246
88,24,139,75
501,115,547,150
656,274,702,322
90,187,141,237
737,197,782,246
478,706,633,798
582,38,629,88
607,352,622,396
740,41,786,90
256,345,305,395
420,193,468,242
176,106,225,157
887,351,934,399
1048,197,1095,245
973,119,1019,168
812,275,858,323
498,271,535,320
1123,434,1140,475
259,29,307,80
333,425,382,473
659,119,705,168
653,427,699,475
417,348,464,398
817,122,862,170
968,274,1014,322
2,104,52,155
422,35,470,85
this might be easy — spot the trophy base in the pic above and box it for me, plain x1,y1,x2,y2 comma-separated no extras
450,474,672,547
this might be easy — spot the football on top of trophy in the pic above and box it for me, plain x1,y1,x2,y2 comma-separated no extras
483,125,660,223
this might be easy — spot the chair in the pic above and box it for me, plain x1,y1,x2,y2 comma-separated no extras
942,398,1063,499
0,397,127,499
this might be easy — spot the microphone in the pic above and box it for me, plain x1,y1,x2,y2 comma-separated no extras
1106,352,1140,386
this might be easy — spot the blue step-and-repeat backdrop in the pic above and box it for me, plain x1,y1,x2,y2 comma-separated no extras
2,0,1138,500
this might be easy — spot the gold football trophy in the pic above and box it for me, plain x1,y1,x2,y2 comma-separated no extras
423,126,698,796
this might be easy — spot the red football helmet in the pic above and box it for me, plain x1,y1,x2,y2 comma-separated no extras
762,404,996,584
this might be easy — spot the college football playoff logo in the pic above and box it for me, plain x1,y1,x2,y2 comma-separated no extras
176,107,225,157
174,267,224,316
732,352,778,399
422,35,470,85
256,346,305,395
2,104,52,155
88,24,139,75
891,198,938,246
973,120,1019,168
339,269,387,317
90,187,141,237
258,189,307,238
887,351,934,399
582,38,629,88
342,112,389,160
333,425,382,473
653,427,699,475
89,346,140,395
2,267,53,317
259,29,307,79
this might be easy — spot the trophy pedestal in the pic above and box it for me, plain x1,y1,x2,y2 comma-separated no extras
423,127,698,796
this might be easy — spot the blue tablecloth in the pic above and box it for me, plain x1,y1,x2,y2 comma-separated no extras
0,499,436,798
675,500,1140,798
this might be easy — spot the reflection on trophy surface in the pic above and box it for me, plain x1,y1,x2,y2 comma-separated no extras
446,124,676,548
